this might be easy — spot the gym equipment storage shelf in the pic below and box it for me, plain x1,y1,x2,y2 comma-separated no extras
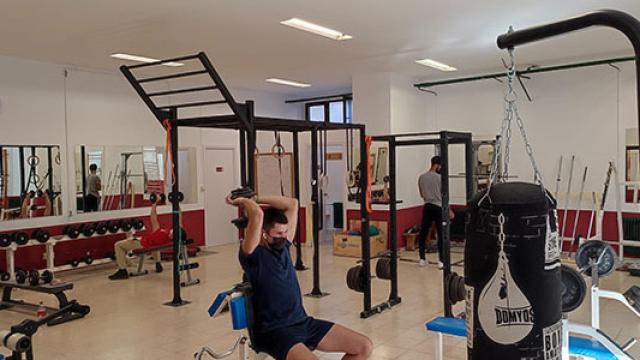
2,227,145,282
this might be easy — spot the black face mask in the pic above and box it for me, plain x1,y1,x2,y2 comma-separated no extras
268,237,288,251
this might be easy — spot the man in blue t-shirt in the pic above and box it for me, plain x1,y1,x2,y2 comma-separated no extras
226,194,373,360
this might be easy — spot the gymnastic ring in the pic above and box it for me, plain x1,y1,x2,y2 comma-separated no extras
27,155,40,167
271,144,286,159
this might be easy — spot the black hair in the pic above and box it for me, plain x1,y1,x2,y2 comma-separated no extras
89,164,98,171
431,156,441,166
263,208,288,230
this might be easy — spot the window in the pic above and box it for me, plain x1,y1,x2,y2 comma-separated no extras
309,105,325,122
305,97,352,123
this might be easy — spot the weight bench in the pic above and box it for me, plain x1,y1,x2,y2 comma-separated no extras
129,239,200,287
0,281,90,326
195,283,266,360
425,316,632,360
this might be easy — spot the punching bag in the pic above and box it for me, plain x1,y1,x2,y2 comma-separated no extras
465,182,562,360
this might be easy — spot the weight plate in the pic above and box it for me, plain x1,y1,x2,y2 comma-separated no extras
375,258,391,280
95,222,108,235
347,265,365,293
575,240,617,277
13,232,29,245
0,234,11,247
40,270,54,284
561,265,587,313
107,221,120,233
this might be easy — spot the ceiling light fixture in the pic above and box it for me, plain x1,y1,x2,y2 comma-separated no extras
110,53,184,67
280,18,352,41
266,78,311,88
415,58,457,72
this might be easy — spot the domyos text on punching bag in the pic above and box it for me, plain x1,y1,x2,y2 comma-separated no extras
465,182,562,360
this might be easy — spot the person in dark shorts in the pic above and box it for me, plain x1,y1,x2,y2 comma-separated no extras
85,163,101,212
226,194,373,360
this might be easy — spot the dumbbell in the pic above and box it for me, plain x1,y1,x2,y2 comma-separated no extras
67,259,80,268
0,271,10,282
167,192,184,203
131,218,144,230
12,232,29,246
0,233,11,248
83,253,94,265
107,220,121,233
230,187,256,200
28,270,54,286
15,269,27,284
149,192,166,204
95,222,109,235
79,223,96,237
63,225,80,239
231,217,249,230
120,219,133,232
32,229,50,243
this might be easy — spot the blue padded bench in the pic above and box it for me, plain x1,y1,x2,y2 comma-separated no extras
425,316,619,360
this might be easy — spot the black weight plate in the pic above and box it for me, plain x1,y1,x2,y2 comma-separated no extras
575,240,617,277
13,232,29,245
0,234,11,247
28,270,40,286
0,272,10,282
132,218,144,230
347,266,365,293
107,221,120,233
561,265,587,313
375,258,391,280
120,219,133,231
95,222,108,235
40,270,54,284
81,224,96,237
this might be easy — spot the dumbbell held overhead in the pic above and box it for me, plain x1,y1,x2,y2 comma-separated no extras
149,192,166,205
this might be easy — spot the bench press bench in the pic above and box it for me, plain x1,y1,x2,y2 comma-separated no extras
425,317,631,360
128,239,200,287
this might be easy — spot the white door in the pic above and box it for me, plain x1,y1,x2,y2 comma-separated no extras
322,145,346,234
204,148,237,247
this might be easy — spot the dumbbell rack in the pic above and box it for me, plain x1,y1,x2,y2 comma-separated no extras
2,227,143,282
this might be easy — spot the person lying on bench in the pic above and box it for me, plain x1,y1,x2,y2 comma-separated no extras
226,194,373,360
108,202,186,280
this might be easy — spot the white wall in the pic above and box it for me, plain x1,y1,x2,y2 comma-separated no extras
352,61,638,212
0,55,299,231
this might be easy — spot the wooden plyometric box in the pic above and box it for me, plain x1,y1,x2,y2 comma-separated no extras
333,220,388,258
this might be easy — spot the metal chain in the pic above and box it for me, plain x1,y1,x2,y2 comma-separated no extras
488,40,544,189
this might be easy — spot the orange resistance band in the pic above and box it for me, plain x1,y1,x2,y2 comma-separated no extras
365,135,373,213
162,119,176,186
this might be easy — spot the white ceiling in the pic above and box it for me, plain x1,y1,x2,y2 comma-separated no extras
1,0,639,96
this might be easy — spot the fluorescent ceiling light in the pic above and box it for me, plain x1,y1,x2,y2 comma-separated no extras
266,78,311,88
280,18,352,41
110,53,183,67
415,58,457,72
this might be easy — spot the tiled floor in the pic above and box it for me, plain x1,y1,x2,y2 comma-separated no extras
0,243,638,359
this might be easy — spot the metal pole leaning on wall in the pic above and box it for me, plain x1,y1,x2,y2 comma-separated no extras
293,132,307,271
360,127,372,317
19,147,25,194
166,109,189,307
440,132,453,317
